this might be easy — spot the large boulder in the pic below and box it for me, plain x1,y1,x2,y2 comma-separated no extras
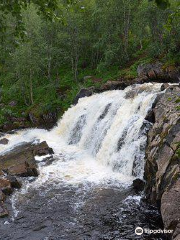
0,141,54,177
99,80,130,91
137,62,180,82
0,138,9,145
8,162,39,177
137,62,163,78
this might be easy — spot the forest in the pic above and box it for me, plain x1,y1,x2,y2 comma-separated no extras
0,1,180,239
0,0,180,127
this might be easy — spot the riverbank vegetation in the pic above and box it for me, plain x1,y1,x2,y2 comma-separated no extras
0,0,180,126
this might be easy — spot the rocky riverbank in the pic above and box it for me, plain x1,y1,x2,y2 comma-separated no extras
144,85,180,240
0,141,54,218
74,62,180,104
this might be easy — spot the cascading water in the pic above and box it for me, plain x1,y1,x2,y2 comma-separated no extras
0,83,167,240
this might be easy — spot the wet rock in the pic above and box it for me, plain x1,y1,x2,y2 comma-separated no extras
0,142,51,218
6,176,22,189
0,138,9,145
0,190,5,201
99,80,130,92
33,141,54,156
125,89,137,99
0,202,8,218
0,141,53,178
8,162,39,177
0,178,13,195
161,83,170,91
145,109,155,123
133,179,145,193
73,88,94,105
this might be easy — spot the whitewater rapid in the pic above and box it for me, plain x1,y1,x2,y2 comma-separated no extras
0,83,162,189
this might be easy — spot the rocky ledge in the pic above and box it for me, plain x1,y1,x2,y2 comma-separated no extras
0,141,54,218
74,62,180,104
144,85,180,239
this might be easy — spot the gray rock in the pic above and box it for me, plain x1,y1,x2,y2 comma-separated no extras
0,141,54,177
0,202,8,218
6,176,22,189
161,83,170,91
137,62,162,78
137,62,180,82
0,138,9,145
73,88,94,105
133,178,145,193
161,180,180,232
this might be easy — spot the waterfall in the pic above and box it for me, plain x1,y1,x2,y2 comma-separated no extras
1,83,162,186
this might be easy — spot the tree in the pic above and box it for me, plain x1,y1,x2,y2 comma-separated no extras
0,0,77,38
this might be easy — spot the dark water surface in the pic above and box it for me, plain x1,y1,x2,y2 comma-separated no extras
0,182,168,240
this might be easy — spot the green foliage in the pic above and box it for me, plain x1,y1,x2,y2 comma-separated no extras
0,0,180,126
0,0,61,39
152,0,170,9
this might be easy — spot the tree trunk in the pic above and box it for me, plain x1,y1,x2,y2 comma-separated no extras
123,0,131,59
29,68,34,105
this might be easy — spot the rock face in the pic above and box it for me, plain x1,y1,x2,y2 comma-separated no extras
137,62,180,82
98,62,179,93
133,178,145,193
0,110,58,132
0,138,9,145
28,111,58,129
0,141,54,217
144,85,180,239
73,88,94,105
